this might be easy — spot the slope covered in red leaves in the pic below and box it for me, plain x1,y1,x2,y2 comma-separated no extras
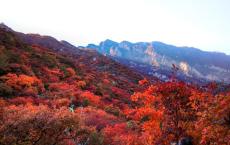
0,26,229,145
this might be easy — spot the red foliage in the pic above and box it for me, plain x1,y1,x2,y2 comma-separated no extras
103,123,141,145
65,67,76,77
75,80,86,89
0,73,44,96
49,82,74,92
190,91,230,144
138,78,148,85
0,104,95,145
80,91,101,106
75,107,118,130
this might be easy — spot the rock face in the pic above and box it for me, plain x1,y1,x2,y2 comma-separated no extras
87,39,230,83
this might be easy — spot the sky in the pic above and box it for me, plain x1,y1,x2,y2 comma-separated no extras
0,0,230,54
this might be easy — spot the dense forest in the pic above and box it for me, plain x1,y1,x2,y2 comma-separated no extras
0,26,229,145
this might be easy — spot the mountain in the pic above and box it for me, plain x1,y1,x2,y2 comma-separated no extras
87,39,230,83
0,23,229,145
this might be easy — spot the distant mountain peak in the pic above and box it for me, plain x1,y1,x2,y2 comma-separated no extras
120,40,132,44
101,39,118,45
104,39,116,43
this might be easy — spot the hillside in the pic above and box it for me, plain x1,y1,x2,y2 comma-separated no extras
0,24,146,104
0,25,229,145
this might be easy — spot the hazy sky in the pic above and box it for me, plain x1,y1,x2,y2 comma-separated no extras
0,0,229,54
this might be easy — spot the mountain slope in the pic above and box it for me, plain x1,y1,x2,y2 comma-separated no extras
0,24,146,107
87,39,230,82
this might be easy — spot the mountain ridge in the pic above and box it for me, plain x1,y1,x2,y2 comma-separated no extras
90,38,229,56
87,39,230,83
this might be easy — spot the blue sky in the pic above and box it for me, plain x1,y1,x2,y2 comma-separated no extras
0,0,229,54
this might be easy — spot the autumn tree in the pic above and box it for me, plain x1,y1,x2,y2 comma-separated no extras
190,90,230,144
0,73,44,97
0,104,101,145
126,81,197,144
73,91,101,107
